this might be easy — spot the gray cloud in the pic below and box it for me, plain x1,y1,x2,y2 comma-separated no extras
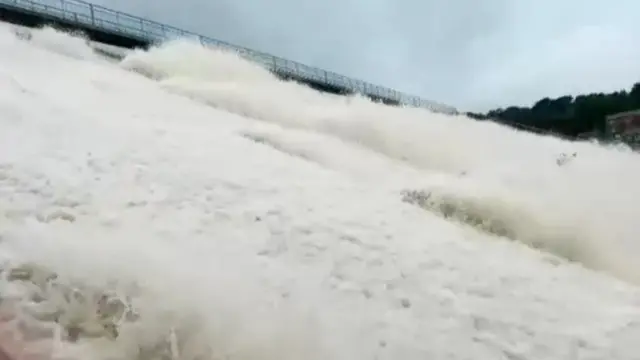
91,0,640,112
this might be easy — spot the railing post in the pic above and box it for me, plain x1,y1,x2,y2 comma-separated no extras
89,3,94,25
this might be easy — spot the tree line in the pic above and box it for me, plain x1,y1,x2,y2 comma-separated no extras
465,82,640,139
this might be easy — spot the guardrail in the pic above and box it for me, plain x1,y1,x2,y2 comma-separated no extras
0,0,457,114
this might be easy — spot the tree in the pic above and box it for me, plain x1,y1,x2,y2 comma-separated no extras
467,82,640,139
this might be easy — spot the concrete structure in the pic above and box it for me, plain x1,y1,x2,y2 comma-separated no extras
605,109,640,148
0,0,457,114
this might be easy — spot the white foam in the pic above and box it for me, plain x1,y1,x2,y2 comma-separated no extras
0,25,639,360
120,39,640,283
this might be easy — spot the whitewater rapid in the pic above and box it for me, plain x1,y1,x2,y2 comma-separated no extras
0,24,639,360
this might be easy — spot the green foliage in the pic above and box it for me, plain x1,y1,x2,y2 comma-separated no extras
467,82,640,139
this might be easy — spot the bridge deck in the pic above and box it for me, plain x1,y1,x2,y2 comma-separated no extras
0,0,456,114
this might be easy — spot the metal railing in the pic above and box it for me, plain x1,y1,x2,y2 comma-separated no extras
0,0,457,114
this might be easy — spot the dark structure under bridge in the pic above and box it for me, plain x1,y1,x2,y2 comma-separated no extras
0,0,457,115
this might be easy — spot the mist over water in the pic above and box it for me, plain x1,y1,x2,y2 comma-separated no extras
0,24,639,359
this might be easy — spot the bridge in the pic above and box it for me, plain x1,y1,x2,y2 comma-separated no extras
0,0,457,114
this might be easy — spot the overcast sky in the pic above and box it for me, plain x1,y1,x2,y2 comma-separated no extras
93,0,640,112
